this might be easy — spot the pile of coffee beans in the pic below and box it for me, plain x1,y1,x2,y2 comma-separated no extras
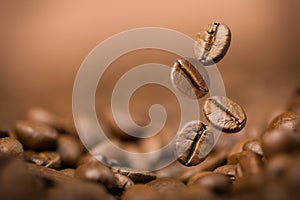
0,23,300,200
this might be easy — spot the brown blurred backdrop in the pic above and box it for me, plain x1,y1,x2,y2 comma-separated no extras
0,0,299,132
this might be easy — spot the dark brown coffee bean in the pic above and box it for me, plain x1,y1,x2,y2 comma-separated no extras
75,162,116,191
57,135,83,167
203,96,247,133
182,185,216,200
242,139,263,157
24,150,61,169
114,173,134,191
235,150,264,178
15,120,58,151
170,58,208,99
194,22,231,65
0,137,24,157
60,168,75,177
180,150,227,183
262,129,300,157
266,153,293,178
213,164,236,180
121,184,162,200
112,167,156,183
147,177,187,195
175,121,214,167
267,111,300,132
188,172,232,194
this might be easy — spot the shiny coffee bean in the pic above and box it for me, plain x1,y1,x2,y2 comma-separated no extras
147,177,187,195
175,121,214,167
213,164,236,180
121,184,162,200
24,150,61,169
170,58,209,99
242,139,263,157
75,162,117,191
114,173,135,191
188,172,232,194
267,111,300,132
15,120,58,151
57,135,83,167
262,128,300,157
112,167,156,183
203,96,247,133
194,22,231,65
0,137,24,157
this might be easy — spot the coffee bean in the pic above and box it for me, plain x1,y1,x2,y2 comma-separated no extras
203,96,247,133
235,150,264,178
114,173,134,191
147,177,187,195
60,168,75,177
262,128,300,157
0,137,24,157
175,121,214,167
121,184,162,200
242,139,263,157
267,112,300,132
15,120,58,151
57,135,83,167
266,153,293,179
188,172,232,194
182,185,216,200
112,167,156,183
74,162,117,191
213,165,236,180
170,58,208,99
24,151,61,169
194,22,231,65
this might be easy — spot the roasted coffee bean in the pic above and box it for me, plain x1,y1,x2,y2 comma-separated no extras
147,177,187,195
242,139,263,157
121,184,162,200
60,168,75,177
194,22,231,65
266,153,293,178
182,185,216,200
24,150,61,169
57,135,83,167
75,162,117,191
15,120,58,151
203,96,247,133
170,58,208,99
213,164,236,180
267,111,300,132
262,128,300,157
0,137,24,157
114,173,134,191
235,150,264,178
188,172,232,194
175,121,214,167
112,167,156,183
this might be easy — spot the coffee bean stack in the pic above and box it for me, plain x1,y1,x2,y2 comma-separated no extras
171,22,246,167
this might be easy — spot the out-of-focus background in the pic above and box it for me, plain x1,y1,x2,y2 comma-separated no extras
0,0,299,133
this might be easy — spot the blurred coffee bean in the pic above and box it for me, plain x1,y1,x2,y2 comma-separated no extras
194,22,231,65
170,58,208,99
24,151,61,169
213,164,236,180
77,153,98,166
121,184,162,200
242,139,263,157
75,162,117,191
0,158,44,200
287,88,300,115
203,96,247,133
114,173,134,191
0,129,9,138
147,177,186,195
0,137,24,157
187,171,213,185
112,167,156,183
266,153,293,179
188,172,232,194
182,185,217,200
27,107,76,135
235,151,264,178
262,128,300,157
60,168,75,177
227,138,254,159
57,135,84,167
175,121,214,167
267,112,300,132
15,120,58,151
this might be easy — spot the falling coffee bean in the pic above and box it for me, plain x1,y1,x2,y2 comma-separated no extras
203,96,247,133
194,22,231,65
175,121,214,167
170,58,209,99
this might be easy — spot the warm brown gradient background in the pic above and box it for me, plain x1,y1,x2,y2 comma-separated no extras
0,0,299,133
